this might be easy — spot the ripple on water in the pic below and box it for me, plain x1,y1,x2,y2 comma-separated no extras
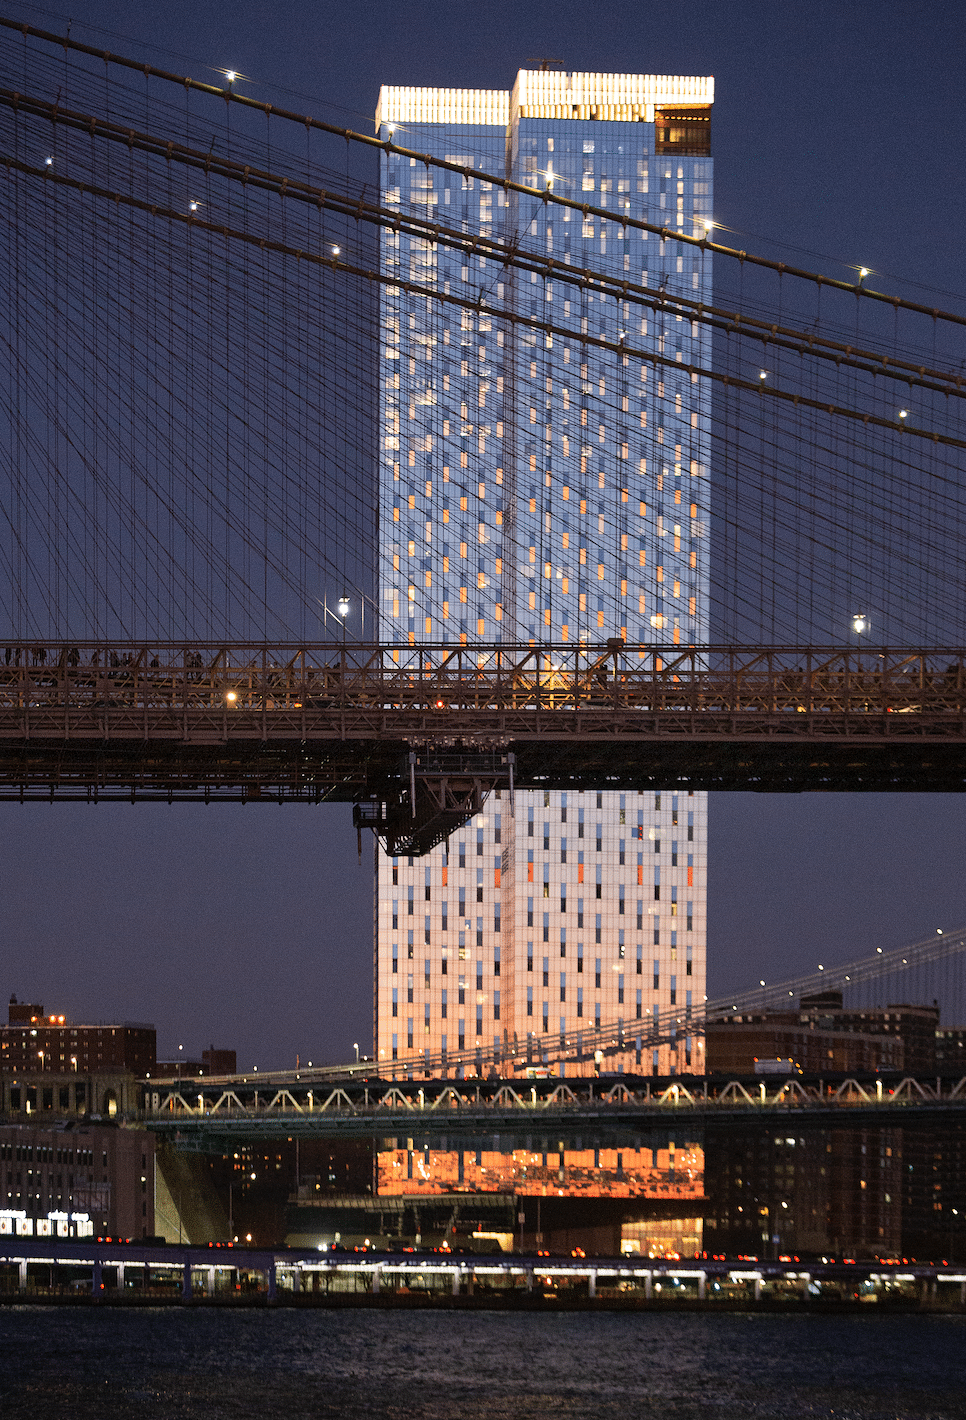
0,1308,964,1419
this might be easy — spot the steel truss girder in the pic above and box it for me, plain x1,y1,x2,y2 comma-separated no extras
0,647,963,835
145,1084,966,1152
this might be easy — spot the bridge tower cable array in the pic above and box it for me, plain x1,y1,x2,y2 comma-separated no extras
0,23,965,845
0,20,965,646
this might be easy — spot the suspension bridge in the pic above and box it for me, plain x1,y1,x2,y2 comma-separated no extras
142,1074,966,1152
1,21,966,853
140,925,966,1108
0,641,964,852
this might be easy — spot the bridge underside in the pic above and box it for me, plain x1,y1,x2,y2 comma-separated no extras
0,642,965,848
0,736,964,804
146,1094,966,1152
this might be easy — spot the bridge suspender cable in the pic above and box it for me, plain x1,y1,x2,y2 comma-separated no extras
301,927,966,1078
3,86,963,407
3,17,965,654
3,15,966,333
6,155,966,456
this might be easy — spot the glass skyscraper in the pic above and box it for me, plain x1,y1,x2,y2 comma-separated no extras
374,71,713,1079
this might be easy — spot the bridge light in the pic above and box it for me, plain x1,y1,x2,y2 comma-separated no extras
859,267,870,281
338,595,350,618
898,409,909,420
225,70,237,83
44,156,53,167
851,614,869,635
225,690,237,703
937,928,943,934
331,245,341,256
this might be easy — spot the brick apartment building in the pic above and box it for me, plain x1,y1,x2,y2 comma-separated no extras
3,996,156,1076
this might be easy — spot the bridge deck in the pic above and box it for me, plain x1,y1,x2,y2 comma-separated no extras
140,1071,966,1148
0,643,965,797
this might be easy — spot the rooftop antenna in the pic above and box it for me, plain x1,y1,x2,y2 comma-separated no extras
527,57,565,71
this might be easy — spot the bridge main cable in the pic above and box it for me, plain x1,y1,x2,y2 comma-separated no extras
2,85,963,405
4,15,966,330
5,154,965,453
151,923,966,1083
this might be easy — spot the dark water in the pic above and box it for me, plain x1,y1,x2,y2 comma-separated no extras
0,1307,964,1419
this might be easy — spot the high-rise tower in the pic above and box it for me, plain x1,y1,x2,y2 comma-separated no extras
374,71,713,1078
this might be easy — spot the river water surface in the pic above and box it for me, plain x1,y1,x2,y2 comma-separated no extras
0,1307,964,1418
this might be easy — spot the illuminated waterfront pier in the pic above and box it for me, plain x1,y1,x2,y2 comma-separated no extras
1,1236,964,1310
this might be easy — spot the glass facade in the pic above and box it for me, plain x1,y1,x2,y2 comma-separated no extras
374,72,712,1080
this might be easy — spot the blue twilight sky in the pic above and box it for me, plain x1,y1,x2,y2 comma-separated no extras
1,0,965,1067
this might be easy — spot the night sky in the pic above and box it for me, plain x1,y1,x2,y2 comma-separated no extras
2,0,965,1068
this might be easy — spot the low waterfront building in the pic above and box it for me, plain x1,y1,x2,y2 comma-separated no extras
706,992,939,1077
0,1068,142,1118
0,1121,155,1238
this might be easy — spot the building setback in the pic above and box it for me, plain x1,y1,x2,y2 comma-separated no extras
373,71,713,1078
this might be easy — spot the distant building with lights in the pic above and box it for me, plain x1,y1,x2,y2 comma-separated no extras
705,992,941,1077
373,70,713,1081
2,995,156,1077
156,1046,238,1078
0,1121,155,1238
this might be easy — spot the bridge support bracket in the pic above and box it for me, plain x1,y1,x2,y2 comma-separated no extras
353,748,514,857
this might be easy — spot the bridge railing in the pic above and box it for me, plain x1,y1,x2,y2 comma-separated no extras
141,1073,966,1126
0,642,963,718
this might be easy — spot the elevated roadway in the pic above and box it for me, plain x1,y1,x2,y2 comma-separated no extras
1,641,966,848
141,1072,966,1150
